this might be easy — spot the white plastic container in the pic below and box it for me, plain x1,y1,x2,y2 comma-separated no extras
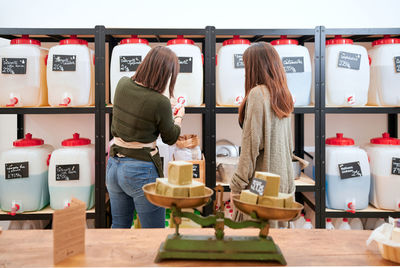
0,133,53,212
0,35,48,107
368,36,400,106
47,35,94,107
365,133,400,210
271,35,312,106
110,35,151,104
294,213,306,229
325,133,371,210
325,35,370,106
350,218,364,230
302,219,313,229
167,35,203,106
48,133,95,210
216,35,250,106
325,218,335,230
338,218,351,230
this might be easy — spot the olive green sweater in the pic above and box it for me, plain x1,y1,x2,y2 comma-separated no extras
110,77,181,164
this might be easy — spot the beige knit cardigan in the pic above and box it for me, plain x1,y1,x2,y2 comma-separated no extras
230,85,295,220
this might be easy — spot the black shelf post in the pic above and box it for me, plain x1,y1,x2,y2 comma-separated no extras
17,114,24,139
203,26,216,215
294,114,304,159
388,113,398,138
95,25,107,228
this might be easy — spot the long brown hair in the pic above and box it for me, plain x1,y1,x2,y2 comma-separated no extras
132,46,179,97
238,42,293,125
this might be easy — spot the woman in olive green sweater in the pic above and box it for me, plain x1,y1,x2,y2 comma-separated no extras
107,46,185,228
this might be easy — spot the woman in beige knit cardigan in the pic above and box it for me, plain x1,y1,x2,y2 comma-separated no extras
230,42,295,222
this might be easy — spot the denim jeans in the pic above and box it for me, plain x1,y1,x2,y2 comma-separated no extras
106,156,165,228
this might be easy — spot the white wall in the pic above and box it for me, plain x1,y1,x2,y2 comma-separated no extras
1,0,400,28
0,0,399,152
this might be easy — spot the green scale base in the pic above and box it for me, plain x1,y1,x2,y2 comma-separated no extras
155,234,286,265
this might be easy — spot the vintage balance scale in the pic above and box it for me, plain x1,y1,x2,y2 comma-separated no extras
143,183,303,265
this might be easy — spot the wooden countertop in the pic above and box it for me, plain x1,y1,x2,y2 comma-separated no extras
0,228,396,267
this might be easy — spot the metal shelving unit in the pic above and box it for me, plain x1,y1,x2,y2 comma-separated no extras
2,26,399,229
318,27,400,228
0,28,106,227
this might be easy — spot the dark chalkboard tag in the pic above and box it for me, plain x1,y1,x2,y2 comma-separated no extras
193,164,200,178
338,161,362,179
391,157,400,175
178,57,193,73
52,55,76,71
5,162,29,179
56,164,80,181
394,56,400,73
234,54,244,69
337,51,361,70
120,55,142,72
249,178,267,196
282,57,304,73
1,58,27,74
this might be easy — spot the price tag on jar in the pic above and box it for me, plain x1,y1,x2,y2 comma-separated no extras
337,51,361,70
391,157,400,175
394,56,400,73
338,161,362,179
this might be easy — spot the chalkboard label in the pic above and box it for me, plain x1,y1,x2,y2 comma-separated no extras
394,56,400,73
56,164,80,181
337,51,361,70
282,57,304,73
1,58,27,74
249,178,267,196
193,164,200,178
338,162,362,179
5,162,29,179
391,157,400,175
52,55,76,71
120,55,142,72
178,57,193,73
234,54,244,69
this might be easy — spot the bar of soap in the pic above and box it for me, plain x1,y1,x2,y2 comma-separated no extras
189,180,205,197
240,190,258,204
168,161,193,185
392,228,400,243
258,195,284,208
279,193,294,208
155,178,189,197
254,171,280,197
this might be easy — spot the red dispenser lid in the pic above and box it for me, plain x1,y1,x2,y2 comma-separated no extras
167,35,195,46
271,35,299,46
326,35,353,46
13,133,44,147
120,35,149,45
10,35,41,46
326,133,355,146
370,132,400,145
372,35,400,47
61,133,91,146
60,35,88,46
222,35,250,46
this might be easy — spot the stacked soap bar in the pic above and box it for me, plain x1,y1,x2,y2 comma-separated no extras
239,171,294,208
155,161,205,197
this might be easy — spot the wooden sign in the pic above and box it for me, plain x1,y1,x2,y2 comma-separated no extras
53,197,86,264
